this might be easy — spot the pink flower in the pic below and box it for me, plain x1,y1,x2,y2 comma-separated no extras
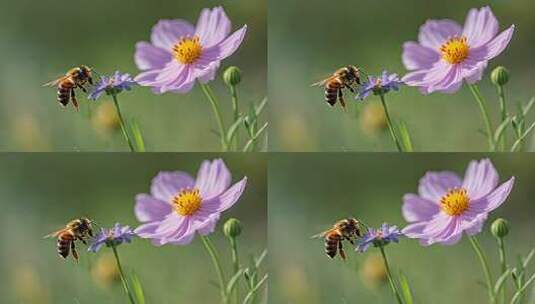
402,6,515,94
134,6,247,94
134,159,247,246
402,159,514,246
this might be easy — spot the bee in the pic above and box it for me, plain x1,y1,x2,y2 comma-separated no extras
43,65,94,110
312,218,362,260
44,217,94,262
311,65,361,109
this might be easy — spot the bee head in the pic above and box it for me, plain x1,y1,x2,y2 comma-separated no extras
80,217,94,236
346,66,361,84
79,65,94,84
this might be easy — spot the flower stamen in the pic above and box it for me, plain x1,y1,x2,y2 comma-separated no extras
172,36,203,64
172,188,202,216
440,36,469,64
440,188,470,216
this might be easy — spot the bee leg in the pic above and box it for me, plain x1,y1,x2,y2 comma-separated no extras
71,241,79,263
338,89,347,110
344,235,355,245
338,241,346,261
71,89,79,111
77,84,87,93
77,236,87,245
345,84,356,94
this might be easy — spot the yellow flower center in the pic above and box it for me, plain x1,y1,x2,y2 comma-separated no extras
440,188,470,216
172,36,203,64
172,188,202,216
440,36,469,64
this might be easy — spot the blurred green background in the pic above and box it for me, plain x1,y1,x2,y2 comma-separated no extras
269,0,535,151
0,153,267,303
0,0,266,151
269,153,535,303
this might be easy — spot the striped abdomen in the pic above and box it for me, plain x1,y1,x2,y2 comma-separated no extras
324,78,342,106
57,78,75,107
324,231,342,258
57,231,74,259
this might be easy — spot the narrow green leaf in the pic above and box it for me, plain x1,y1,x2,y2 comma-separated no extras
493,116,512,144
242,122,268,152
398,271,414,304
226,269,245,296
255,249,267,268
255,97,268,116
397,121,414,152
511,121,535,151
226,116,245,144
494,269,512,295
511,273,535,304
522,96,535,116
129,272,145,304
242,274,268,304
523,249,535,269
130,119,146,152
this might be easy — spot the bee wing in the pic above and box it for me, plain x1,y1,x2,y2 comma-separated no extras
42,75,68,87
310,228,333,239
43,228,67,239
310,75,337,87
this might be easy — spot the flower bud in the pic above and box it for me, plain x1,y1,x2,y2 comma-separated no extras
223,218,242,238
491,66,509,86
223,66,242,87
491,218,509,238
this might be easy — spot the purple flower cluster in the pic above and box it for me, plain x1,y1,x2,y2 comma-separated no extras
88,71,137,100
402,6,515,94
356,223,402,252
88,223,136,252
357,71,403,100
134,7,247,94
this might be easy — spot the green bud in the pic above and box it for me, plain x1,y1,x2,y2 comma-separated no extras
223,66,242,87
223,218,242,238
491,218,509,238
491,66,509,86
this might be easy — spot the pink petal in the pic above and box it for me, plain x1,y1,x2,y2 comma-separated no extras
155,213,184,236
462,159,499,200
195,61,220,84
402,194,440,222
134,42,171,71
418,171,462,202
195,6,232,48
151,19,195,50
154,216,194,246
468,177,515,213
135,69,162,86
468,25,515,62
402,222,427,238
134,194,172,222
427,64,463,94
462,6,499,48
420,214,463,246
192,214,220,236
198,177,247,215
199,25,247,63
150,171,195,202
463,61,488,84
157,63,196,94
195,159,232,200
402,42,440,70
462,213,488,236
134,222,160,238
418,19,462,50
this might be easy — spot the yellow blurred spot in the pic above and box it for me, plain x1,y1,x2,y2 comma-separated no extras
359,103,387,136
92,253,121,289
92,102,121,136
280,264,319,303
360,254,387,290
11,113,51,151
279,114,317,150
12,264,49,304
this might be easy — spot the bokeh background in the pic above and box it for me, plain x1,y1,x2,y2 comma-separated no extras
269,0,535,151
0,153,267,303
0,0,266,151
269,153,535,303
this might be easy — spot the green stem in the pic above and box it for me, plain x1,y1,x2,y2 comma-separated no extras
201,235,227,304
379,246,403,304
497,85,507,151
111,245,136,304
200,83,228,152
230,237,240,304
468,83,495,152
379,94,403,152
497,237,507,304
230,85,240,150
111,94,135,152
469,236,495,304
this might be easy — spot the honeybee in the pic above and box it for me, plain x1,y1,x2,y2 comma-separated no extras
43,65,94,110
312,218,362,260
311,65,361,109
44,217,94,262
